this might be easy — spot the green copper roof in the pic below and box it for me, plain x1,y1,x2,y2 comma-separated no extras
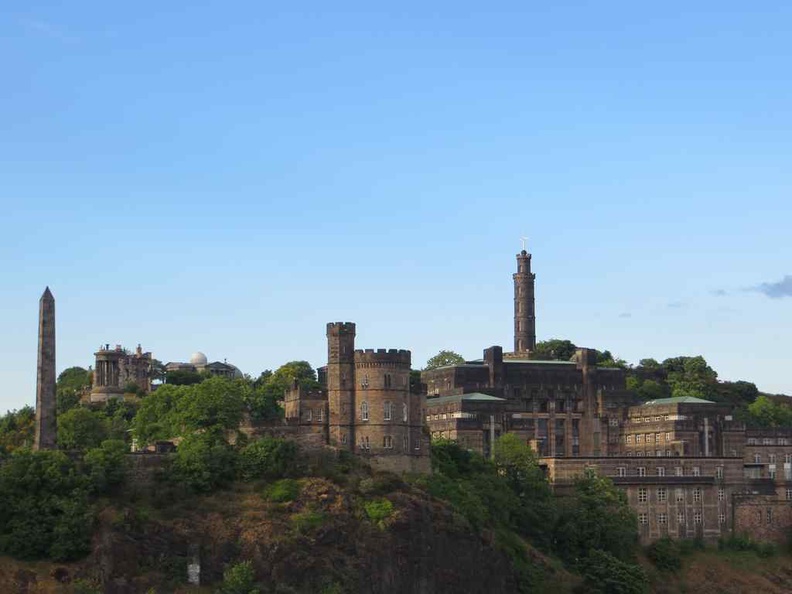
641,396,716,406
427,392,507,406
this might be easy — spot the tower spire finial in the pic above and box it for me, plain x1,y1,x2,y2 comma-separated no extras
520,236,528,251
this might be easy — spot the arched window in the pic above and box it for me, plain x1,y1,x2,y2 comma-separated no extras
361,401,369,421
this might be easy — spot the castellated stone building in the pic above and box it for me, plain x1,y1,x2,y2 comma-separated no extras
89,344,153,402
284,322,430,474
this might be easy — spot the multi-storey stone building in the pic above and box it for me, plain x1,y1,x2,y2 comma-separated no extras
284,322,430,474
422,248,792,544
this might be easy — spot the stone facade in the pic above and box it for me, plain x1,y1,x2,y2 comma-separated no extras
285,322,430,474
34,287,57,451
89,344,153,402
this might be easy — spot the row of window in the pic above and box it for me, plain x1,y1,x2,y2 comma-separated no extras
636,486,725,504
617,466,721,478
747,437,790,446
638,512,724,526
360,401,408,422
356,435,421,451
626,432,673,445
359,373,402,389
753,453,792,463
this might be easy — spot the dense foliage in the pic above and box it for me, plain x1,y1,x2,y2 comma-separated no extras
424,350,466,370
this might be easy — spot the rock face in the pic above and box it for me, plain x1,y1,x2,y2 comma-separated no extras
0,478,525,594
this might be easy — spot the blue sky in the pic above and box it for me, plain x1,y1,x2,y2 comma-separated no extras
2,1,791,412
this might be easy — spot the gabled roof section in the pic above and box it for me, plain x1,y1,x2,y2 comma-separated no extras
427,392,507,406
641,396,715,406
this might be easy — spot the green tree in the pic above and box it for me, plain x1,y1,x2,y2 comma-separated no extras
131,384,185,445
424,350,465,370
0,449,92,561
83,439,129,494
663,356,717,399
0,406,35,454
57,407,109,451
579,549,648,594
554,468,638,564
57,367,92,393
746,395,792,428
238,437,299,480
166,369,205,386
176,377,246,433
172,432,237,493
531,339,577,361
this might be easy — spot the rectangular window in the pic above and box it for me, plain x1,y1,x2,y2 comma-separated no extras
305,409,312,422
694,512,702,525
769,454,777,463
637,467,646,477
692,467,700,477
657,487,667,502
646,434,653,443
383,435,393,449
693,488,701,503
656,433,662,443
719,513,726,524
361,402,369,421
675,467,683,477
666,432,672,442
657,467,665,477
754,454,762,463
716,466,723,479
403,403,408,422
638,513,648,525
626,435,633,444
638,487,648,503
678,512,685,524
617,467,627,477
718,488,725,501
636,434,643,444
786,489,792,501
658,513,667,525
676,488,684,503
383,402,392,421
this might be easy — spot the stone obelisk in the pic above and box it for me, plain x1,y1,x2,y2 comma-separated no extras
34,287,57,451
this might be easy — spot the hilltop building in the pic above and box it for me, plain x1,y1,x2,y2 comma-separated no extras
284,322,430,474
89,344,153,402
423,248,792,544
165,352,243,380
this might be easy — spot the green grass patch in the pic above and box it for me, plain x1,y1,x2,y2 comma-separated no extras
262,479,301,503
291,509,326,533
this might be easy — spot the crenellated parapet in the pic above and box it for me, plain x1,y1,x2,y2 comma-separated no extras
354,348,411,368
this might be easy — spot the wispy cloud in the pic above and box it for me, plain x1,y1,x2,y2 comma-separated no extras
752,275,792,299
20,18,78,43
667,301,686,309
709,289,728,297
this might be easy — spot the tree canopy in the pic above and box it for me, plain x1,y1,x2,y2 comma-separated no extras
424,350,465,370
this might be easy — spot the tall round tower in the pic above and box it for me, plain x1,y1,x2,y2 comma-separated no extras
513,249,536,353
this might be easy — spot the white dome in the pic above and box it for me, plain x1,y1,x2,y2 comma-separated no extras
189,352,208,366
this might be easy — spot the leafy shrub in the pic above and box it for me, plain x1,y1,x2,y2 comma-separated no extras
216,560,260,594
718,534,777,557
646,537,682,571
238,437,298,481
579,549,649,594
263,479,300,503
359,472,403,496
364,499,394,525
57,407,109,450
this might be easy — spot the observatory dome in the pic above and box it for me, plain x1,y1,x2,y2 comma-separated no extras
189,352,208,367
